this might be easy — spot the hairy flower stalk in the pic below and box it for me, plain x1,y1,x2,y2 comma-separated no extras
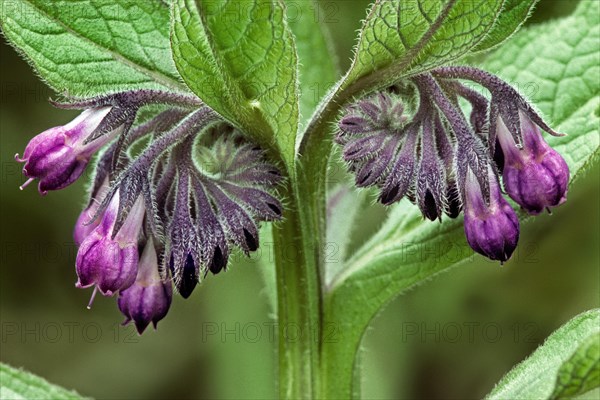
336,66,569,262
17,90,283,332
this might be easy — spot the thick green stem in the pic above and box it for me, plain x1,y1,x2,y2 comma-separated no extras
320,295,368,399
271,81,362,400
273,167,325,399
272,56,397,399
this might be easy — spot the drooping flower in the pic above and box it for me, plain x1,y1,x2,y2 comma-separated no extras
16,107,118,194
463,168,520,262
118,241,172,334
496,111,570,214
165,166,203,299
378,122,419,205
76,191,145,296
434,115,462,218
17,90,285,332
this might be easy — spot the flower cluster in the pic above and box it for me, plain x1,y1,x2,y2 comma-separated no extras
336,66,569,263
17,90,283,333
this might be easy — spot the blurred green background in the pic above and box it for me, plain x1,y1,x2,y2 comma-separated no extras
1,1,597,399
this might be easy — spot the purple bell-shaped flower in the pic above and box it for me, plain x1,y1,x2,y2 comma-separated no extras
16,107,118,194
75,191,145,296
118,241,172,334
497,111,570,215
463,168,520,263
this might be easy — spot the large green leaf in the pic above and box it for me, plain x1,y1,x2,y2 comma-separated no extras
0,363,84,400
473,0,539,52
342,0,505,93
0,0,184,95
170,0,299,169
552,333,600,399
486,310,600,399
321,1,600,397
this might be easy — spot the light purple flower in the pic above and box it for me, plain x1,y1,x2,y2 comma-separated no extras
75,191,145,296
497,111,570,215
16,107,117,194
118,241,172,334
463,169,520,263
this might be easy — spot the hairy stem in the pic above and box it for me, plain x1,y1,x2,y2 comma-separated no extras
273,168,324,399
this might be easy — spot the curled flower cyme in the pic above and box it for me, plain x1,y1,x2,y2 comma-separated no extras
162,128,283,298
336,66,570,263
16,90,283,332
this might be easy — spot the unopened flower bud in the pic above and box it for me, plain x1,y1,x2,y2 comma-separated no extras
463,169,520,262
497,111,569,214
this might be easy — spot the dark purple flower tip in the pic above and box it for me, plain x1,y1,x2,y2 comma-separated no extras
118,241,172,334
444,183,462,219
208,245,227,274
463,169,520,262
74,178,110,246
16,107,116,194
75,192,145,296
497,112,570,215
493,138,505,173
172,253,197,299
416,119,446,221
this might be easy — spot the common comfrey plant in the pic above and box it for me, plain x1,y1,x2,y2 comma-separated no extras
3,0,599,399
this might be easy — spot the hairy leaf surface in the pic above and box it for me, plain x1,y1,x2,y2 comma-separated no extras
0,0,183,95
170,0,299,168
